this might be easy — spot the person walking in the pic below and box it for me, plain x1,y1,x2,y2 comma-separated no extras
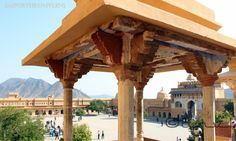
101,130,104,139
98,130,100,140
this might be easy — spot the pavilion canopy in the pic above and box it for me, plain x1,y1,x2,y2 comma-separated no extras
22,0,236,72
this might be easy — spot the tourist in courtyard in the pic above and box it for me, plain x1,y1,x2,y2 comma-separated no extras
55,129,59,140
101,130,104,139
98,130,100,139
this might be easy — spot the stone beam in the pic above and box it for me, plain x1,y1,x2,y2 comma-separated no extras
111,16,234,56
52,29,97,60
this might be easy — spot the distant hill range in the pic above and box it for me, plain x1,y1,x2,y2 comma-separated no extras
0,78,90,98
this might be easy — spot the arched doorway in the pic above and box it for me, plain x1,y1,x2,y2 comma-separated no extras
163,112,166,118
158,112,161,118
168,112,171,118
187,100,195,119
61,110,63,114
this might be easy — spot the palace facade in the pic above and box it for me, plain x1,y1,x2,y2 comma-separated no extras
112,75,230,119
0,92,112,116
143,75,230,119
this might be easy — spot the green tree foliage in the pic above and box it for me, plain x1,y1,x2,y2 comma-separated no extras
215,111,233,123
144,111,149,119
73,124,92,141
224,101,234,116
187,119,204,141
75,108,86,116
188,101,234,141
0,107,44,141
87,100,107,114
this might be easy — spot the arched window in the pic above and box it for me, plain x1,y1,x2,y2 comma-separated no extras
163,112,166,118
175,101,182,108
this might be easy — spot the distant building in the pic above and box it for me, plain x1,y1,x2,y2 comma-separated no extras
0,92,112,116
143,74,230,119
112,75,231,119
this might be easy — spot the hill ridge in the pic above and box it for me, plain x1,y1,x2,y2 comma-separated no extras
0,78,89,98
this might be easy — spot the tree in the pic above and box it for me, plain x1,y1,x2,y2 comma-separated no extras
144,111,149,119
215,111,232,123
73,124,92,141
87,100,107,114
0,107,44,141
188,101,234,141
187,119,204,141
75,108,86,116
224,101,234,116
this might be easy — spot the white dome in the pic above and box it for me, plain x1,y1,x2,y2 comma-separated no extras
156,88,169,100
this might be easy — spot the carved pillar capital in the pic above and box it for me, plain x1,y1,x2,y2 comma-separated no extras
113,65,136,81
135,83,145,91
197,75,218,86
60,79,77,89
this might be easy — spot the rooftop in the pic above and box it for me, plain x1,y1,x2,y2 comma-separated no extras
22,0,236,73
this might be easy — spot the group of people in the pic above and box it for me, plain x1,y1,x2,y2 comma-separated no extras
45,117,63,140
97,130,105,140
176,136,182,141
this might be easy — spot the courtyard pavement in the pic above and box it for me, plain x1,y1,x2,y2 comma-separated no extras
44,114,190,141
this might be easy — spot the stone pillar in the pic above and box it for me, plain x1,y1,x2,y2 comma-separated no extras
136,89,144,141
61,80,75,141
116,67,134,141
202,86,215,141
198,76,217,141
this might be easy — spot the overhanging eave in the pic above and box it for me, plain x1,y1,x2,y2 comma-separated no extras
22,0,236,69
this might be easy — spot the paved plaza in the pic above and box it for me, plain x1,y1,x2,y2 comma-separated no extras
44,114,190,141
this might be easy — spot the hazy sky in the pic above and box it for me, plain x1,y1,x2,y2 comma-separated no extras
0,0,236,98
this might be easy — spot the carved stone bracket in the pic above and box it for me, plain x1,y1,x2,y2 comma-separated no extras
179,52,228,86
134,67,155,90
91,30,158,86
92,30,122,65
46,59,63,79
46,58,92,86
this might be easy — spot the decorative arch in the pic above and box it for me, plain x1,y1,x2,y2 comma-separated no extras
175,101,182,108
